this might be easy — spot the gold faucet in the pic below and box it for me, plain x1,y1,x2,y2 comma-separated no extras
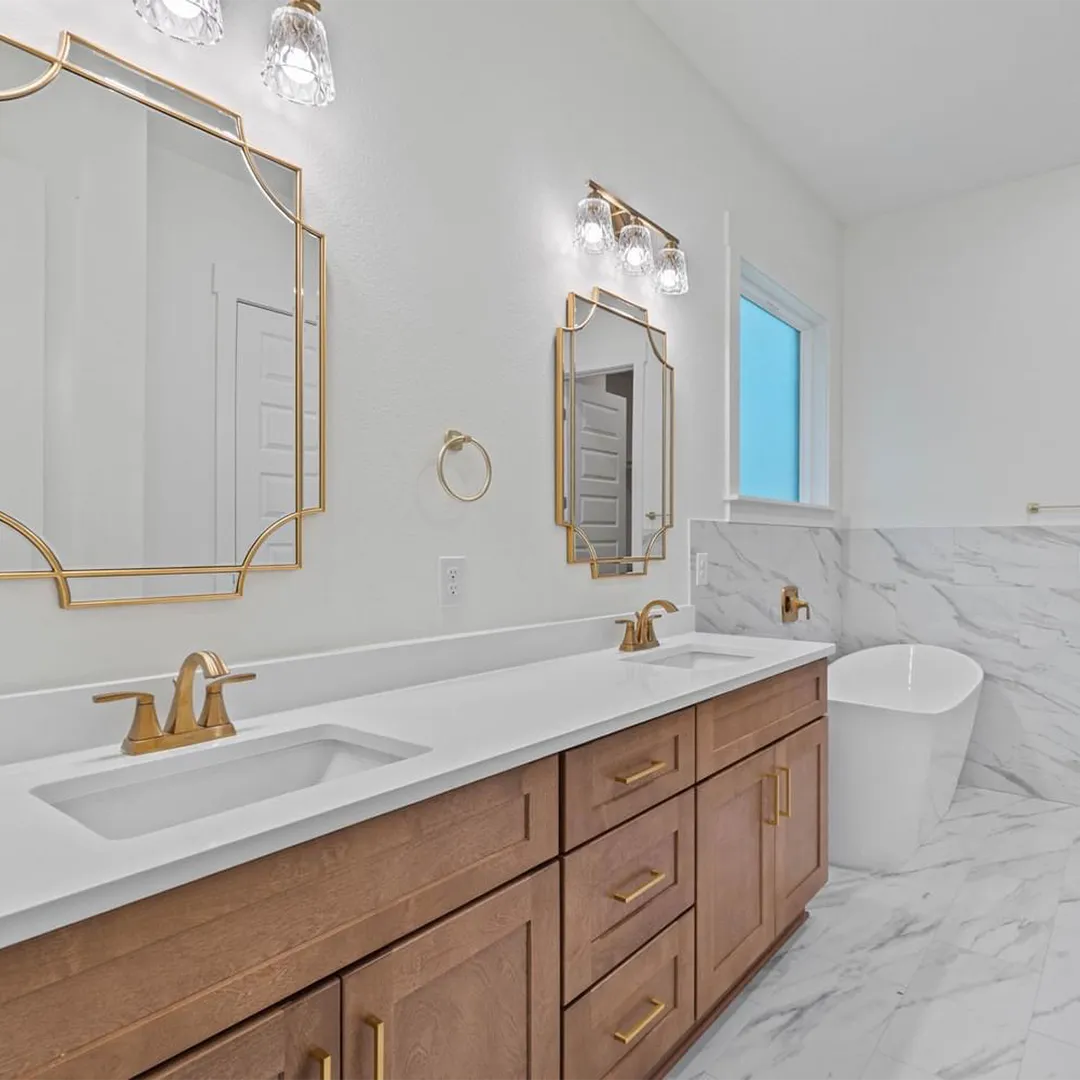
93,651,256,755
781,585,812,623
616,599,679,652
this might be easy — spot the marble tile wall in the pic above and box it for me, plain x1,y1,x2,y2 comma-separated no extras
690,520,1080,806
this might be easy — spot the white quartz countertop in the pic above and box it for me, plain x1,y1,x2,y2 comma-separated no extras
0,632,833,950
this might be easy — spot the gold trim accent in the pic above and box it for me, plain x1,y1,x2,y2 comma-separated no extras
612,999,667,1045
309,1049,332,1080
778,765,792,818
764,772,781,827
555,288,674,579
588,180,679,247
611,869,667,904
365,1016,386,1080
614,760,667,785
437,430,493,503
0,31,327,608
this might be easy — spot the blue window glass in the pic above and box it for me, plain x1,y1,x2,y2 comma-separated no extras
739,296,800,502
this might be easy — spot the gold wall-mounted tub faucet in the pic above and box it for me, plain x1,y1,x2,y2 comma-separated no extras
617,599,679,652
93,651,256,755
781,585,811,623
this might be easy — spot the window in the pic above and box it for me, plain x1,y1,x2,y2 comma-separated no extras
731,261,830,516
739,296,801,502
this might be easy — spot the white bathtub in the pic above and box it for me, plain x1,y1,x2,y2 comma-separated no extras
828,644,984,872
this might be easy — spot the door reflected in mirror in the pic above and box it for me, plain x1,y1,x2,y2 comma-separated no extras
556,290,673,577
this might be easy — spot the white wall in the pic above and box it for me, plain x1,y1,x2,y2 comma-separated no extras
0,1,840,693
843,162,1080,528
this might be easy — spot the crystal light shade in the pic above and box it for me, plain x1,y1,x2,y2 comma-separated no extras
262,1,336,108
573,196,615,254
133,0,223,46
616,223,654,276
653,243,689,295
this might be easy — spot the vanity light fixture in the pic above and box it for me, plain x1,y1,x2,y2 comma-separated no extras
573,196,616,254
262,0,337,107
574,181,689,295
132,0,224,45
653,241,689,296
616,223,654,276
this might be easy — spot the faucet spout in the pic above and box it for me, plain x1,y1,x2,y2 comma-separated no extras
165,651,229,735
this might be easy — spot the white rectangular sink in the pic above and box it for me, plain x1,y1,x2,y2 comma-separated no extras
626,646,756,671
32,725,431,841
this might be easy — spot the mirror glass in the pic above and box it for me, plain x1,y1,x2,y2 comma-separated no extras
0,36,323,605
558,291,673,576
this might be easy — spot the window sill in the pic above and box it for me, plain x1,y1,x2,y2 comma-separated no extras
725,495,838,527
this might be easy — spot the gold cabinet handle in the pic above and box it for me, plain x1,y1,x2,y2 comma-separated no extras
777,765,792,818
613,998,667,1045
611,869,666,904
764,772,780,826
614,760,666,785
364,1016,385,1080
309,1048,332,1080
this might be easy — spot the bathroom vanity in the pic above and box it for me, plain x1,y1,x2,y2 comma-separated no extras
0,641,829,1080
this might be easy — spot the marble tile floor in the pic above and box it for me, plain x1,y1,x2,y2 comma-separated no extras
670,786,1080,1080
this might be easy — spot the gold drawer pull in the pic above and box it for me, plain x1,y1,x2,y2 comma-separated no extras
764,772,780,826
365,1016,385,1080
309,1048,332,1080
613,998,667,1045
614,760,666,785
611,869,666,904
778,764,792,818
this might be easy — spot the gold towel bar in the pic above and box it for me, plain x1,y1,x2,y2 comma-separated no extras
1027,502,1080,514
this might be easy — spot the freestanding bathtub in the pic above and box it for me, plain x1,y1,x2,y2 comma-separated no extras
828,644,984,872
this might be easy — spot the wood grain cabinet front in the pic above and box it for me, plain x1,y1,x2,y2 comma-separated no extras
775,717,829,930
340,864,561,1080
562,791,695,1004
562,910,695,1080
562,708,695,851
696,661,826,781
695,716,830,1016
140,979,341,1080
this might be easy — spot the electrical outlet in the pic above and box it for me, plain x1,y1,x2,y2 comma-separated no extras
439,556,467,607
695,552,709,586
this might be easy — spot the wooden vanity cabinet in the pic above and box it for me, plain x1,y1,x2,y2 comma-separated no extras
695,717,829,1015
140,979,341,1080
0,662,830,1080
341,865,560,1080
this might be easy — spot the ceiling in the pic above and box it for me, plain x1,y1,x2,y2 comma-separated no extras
638,0,1080,221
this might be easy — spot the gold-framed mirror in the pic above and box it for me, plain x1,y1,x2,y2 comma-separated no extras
0,32,325,608
555,289,674,578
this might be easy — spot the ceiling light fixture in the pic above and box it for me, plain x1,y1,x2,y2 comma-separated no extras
573,181,689,295
262,0,336,107
132,0,224,45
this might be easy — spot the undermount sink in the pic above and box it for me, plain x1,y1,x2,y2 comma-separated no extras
32,725,431,841
626,646,756,671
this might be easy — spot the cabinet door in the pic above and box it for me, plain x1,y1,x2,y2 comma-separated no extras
341,864,560,1080
695,746,777,1014
775,717,829,930
143,979,340,1080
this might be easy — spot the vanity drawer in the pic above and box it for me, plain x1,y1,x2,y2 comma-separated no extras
563,790,695,1003
563,910,695,1080
140,979,341,1080
562,707,696,851
697,661,827,781
0,758,558,1080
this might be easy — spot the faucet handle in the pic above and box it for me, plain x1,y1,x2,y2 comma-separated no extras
93,691,164,755
615,618,638,652
199,672,256,733
643,612,664,645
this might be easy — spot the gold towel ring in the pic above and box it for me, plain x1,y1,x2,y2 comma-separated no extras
437,429,492,503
